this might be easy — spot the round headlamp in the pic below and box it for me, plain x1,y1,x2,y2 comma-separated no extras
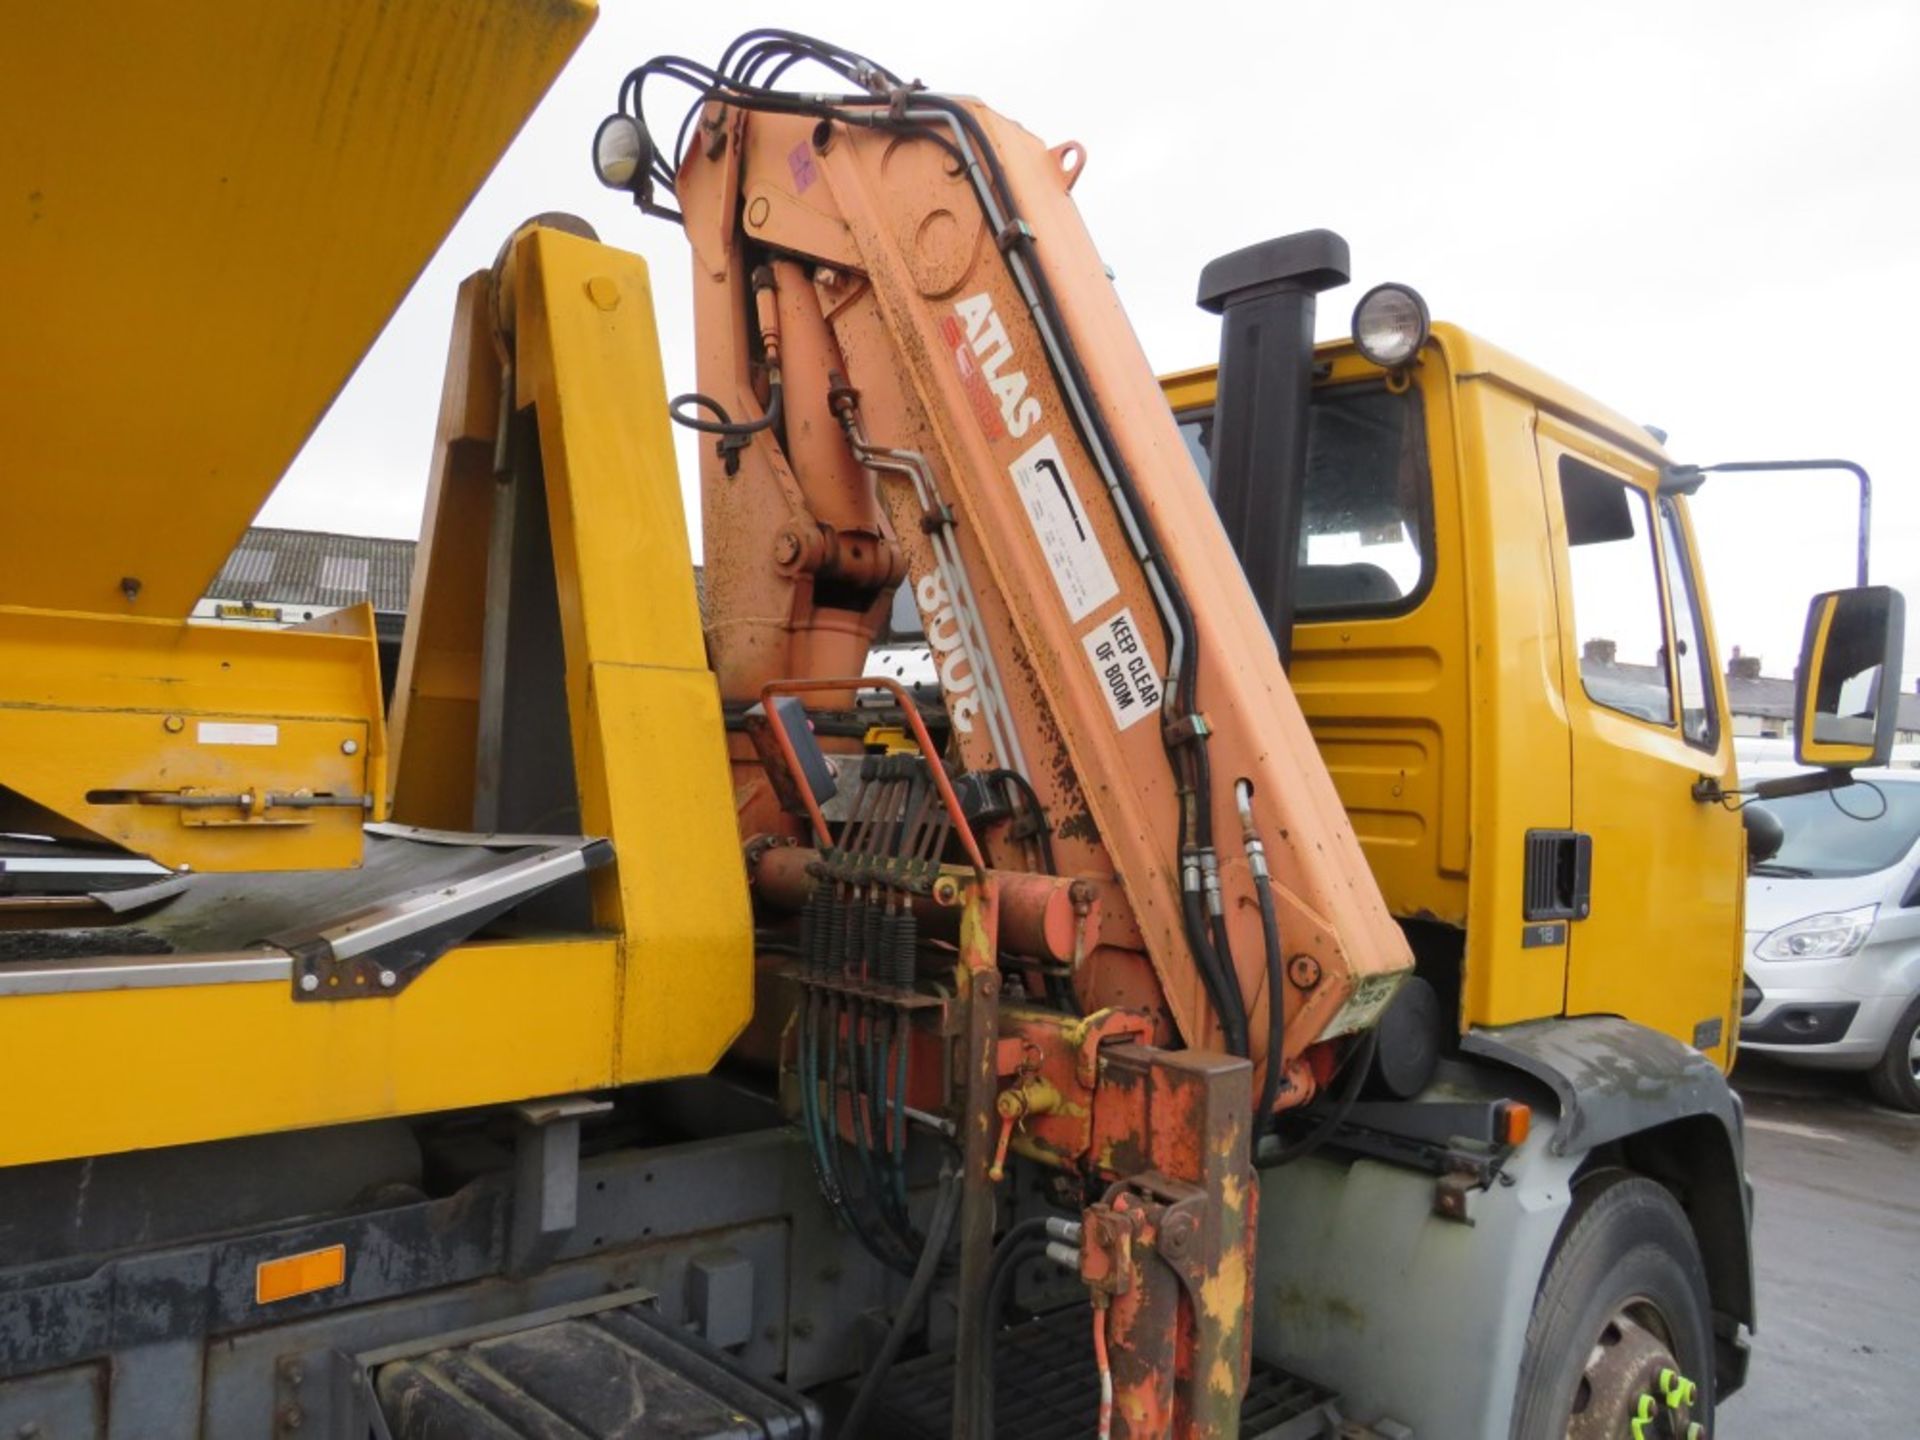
1351,283,1430,370
592,113,651,192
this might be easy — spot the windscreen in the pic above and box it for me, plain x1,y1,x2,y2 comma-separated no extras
1749,781,1920,878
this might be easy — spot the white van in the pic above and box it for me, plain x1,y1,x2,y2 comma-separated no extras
1738,766,1920,1110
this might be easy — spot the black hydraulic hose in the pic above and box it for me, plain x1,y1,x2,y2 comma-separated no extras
1191,746,1249,1047
984,767,1057,876
807,998,898,1274
824,995,918,1275
1251,869,1287,1138
975,1248,1047,1439
1266,1030,1379,1168
972,1226,1058,1440
1182,877,1246,1057
838,1169,963,1440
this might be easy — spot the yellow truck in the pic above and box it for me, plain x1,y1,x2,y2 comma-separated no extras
0,5,1905,1437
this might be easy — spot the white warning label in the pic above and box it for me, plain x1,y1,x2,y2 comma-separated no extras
1010,433,1119,622
197,722,279,747
1082,608,1163,732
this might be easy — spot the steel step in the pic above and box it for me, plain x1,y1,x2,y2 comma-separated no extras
870,1305,1339,1439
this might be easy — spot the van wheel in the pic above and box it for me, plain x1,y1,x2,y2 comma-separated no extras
1509,1176,1715,1439
1867,995,1920,1112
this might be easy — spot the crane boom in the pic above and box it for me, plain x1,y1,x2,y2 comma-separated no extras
638,45,1414,1084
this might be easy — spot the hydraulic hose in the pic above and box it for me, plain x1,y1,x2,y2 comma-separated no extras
1265,1030,1379,1168
972,1215,1080,1439
1251,874,1287,1136
1237,779,1288,1135
838,1169,963,1439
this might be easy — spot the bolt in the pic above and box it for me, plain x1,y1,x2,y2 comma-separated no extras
379,970,398,989
299,973,320,993
120,575,142,601
279,1404,304,1431
163,715,185,734
773,531,802,565
341,738,359,756
279,1359,304,1386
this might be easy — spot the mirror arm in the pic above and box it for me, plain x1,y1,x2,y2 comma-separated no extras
1671,459,1870,587
1751,769,1853,802
1692,769,1854,806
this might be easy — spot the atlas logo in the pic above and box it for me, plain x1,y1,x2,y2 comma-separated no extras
952,292,1042,439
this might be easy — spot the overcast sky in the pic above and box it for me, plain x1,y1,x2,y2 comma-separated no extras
263,0,1920,683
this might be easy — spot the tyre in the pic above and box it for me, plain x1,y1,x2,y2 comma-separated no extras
1509,1176,1715,1439
1867,994,1920,1112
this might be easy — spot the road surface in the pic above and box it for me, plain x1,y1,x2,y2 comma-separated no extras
1722,1056,1920,1432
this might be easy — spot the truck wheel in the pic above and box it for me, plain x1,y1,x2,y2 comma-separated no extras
1509,1176,1715,1439
1866,994,1920,1112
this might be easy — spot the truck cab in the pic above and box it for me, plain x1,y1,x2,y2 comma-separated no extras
1163,325,1746,1064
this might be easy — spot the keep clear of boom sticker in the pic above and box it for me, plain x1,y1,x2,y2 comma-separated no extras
1009,433,1119,623
1082,608,1161,731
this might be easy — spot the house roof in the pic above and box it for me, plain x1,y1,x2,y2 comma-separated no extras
1586,658,1920,732
207,527,415,614
208,527,712,624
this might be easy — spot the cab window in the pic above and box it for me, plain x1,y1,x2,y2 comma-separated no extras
1177,383,1432,616
1659,498,1719,751
1559,456,1674,726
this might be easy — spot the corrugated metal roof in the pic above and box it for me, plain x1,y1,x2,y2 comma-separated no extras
207,527,415,614
208,528,709,625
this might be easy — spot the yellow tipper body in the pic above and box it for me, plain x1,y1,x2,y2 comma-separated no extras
0,0,595,872
0,4,757,1165
0,229,755,1169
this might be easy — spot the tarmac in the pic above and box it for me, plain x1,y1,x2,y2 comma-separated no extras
1721,1056,1920,1433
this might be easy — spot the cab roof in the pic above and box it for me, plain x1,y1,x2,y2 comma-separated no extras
1161,321,1673,470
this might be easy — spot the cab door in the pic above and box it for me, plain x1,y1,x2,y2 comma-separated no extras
1536,418,1743,1061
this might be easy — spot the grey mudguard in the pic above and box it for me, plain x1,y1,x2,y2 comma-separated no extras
1460,1015,1743,1157
1254,1023,1752,1435
1463,1013,1756,1361
1253,1081,1581,1437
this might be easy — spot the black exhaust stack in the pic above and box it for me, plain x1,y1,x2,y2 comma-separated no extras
1197,230,1350,667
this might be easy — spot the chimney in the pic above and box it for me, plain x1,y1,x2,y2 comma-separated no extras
1583,638,1617,666
1727,646,1761,682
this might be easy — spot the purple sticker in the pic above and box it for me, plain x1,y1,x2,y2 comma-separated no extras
788,141,817,192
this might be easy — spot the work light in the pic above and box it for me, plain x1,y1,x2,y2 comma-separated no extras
592,114,650,192
1351,283,1430,369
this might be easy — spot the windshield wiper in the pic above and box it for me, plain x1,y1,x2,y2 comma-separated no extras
1751,862,1815,878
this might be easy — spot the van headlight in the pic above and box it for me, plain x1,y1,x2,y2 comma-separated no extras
1755,903,1878,960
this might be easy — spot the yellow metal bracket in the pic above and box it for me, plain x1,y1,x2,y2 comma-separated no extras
0,603,386,871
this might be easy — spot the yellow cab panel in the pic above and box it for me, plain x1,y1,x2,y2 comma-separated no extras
1162,322,1744,1065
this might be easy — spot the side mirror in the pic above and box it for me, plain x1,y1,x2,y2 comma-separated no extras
1794,585,1906,769
1743,802,1784,867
